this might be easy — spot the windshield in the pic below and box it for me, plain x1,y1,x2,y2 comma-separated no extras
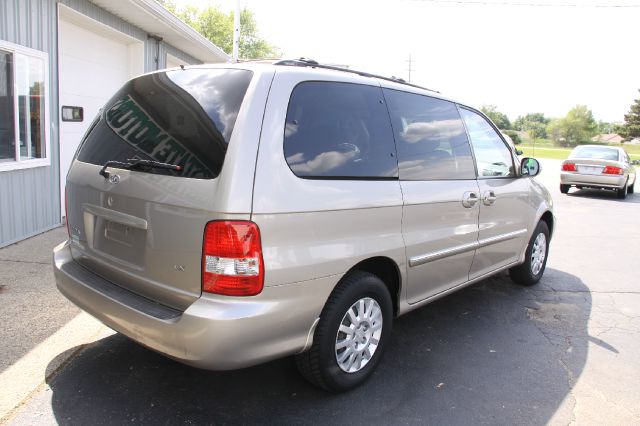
76,68,253,179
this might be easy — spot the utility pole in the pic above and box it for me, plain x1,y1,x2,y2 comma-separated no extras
406,54,413,83
232,0,240,62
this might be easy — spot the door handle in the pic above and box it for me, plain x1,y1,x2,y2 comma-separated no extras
462,191,479,208
483,190,497,206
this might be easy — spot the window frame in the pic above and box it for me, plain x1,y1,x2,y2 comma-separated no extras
0,40,51,172
457,104,516,180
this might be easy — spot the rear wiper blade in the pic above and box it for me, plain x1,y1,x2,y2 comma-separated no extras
125,158,183,172
99,159,182,179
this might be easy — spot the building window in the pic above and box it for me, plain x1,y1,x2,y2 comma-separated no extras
0,41,50,171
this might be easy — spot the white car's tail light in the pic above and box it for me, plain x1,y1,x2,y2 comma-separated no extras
561,163,577,172
202,221,264,296
602,165,624,175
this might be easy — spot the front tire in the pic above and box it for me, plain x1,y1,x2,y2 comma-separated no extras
509,221,550,286
295,271,393,393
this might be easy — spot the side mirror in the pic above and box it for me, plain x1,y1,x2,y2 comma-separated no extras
520,157,540,177
632,159,640,166
516,148,523,156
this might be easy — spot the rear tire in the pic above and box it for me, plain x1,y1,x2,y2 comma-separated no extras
509,221,550,286
617,181,628,199
560,184,570,194
295,271,393,393
628,182,634,194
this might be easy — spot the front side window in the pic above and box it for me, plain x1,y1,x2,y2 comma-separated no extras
384,89,475,180
0,42,48,169
460,108,515,178
284,82,398,179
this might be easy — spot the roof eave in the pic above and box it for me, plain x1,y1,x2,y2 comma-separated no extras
135,0,229,63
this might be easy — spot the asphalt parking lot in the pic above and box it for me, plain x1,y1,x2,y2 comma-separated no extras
2,159,639,425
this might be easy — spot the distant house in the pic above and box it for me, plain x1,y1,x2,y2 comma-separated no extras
628,138,640,145
591,133,624,144
1,0,229,247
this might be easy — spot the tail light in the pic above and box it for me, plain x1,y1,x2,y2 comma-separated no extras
202,221,264,296
602,165,623,175
562,163,577,172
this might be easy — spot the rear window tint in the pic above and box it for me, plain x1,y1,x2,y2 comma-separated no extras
284,81,398,179
76,68,253,179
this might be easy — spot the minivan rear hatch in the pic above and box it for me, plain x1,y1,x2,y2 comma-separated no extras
65,68,253,311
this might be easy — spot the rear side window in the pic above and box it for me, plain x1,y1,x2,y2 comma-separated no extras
284,82,398,179
76,68,253,179
383,89,475,180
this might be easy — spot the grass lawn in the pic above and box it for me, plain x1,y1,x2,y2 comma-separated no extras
518,146,571,160
519,145,640,162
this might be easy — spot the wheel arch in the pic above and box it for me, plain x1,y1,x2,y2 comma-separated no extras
539,210,554,239
343,257,402,317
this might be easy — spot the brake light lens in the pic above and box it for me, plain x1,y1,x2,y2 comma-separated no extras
561,163,577,172
202,221,264,296
602,165,624,175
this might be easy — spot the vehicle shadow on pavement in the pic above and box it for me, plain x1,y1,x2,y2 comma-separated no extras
45,268,591,425
567,188,640,203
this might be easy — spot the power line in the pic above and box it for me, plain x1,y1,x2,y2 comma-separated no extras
407,0,640,7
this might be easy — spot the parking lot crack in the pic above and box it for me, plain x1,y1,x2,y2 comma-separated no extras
0,258,50,265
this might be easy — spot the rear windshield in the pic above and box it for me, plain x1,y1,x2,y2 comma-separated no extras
76,68,253,179
570,146,620,161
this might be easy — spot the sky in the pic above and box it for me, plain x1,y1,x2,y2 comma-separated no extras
172,0,640,123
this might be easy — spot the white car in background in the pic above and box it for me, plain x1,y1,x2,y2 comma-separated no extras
560,145,636,199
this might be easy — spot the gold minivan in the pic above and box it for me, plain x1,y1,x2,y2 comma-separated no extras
54,59,554,392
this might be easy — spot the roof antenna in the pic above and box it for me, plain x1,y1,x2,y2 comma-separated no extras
180,64,185,70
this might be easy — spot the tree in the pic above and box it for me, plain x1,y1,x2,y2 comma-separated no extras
596,120,615,135
159,2,279,59
502,129,522,145
513,113,549,139
480,105,511,130
547,105,597,147
618,89,640,141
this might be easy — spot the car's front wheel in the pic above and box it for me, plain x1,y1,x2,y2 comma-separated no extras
295,271,393,392
509,221,550,286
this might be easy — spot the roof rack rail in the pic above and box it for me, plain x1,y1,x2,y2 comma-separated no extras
273,58,439,94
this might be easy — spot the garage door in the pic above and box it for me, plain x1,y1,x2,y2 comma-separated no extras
58,6,143,217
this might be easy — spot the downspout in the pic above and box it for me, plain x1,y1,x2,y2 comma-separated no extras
147,35,163,70
232,0,240,62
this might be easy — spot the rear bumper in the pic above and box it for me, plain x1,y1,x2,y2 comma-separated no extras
560,172,626,189
53,241,335,370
